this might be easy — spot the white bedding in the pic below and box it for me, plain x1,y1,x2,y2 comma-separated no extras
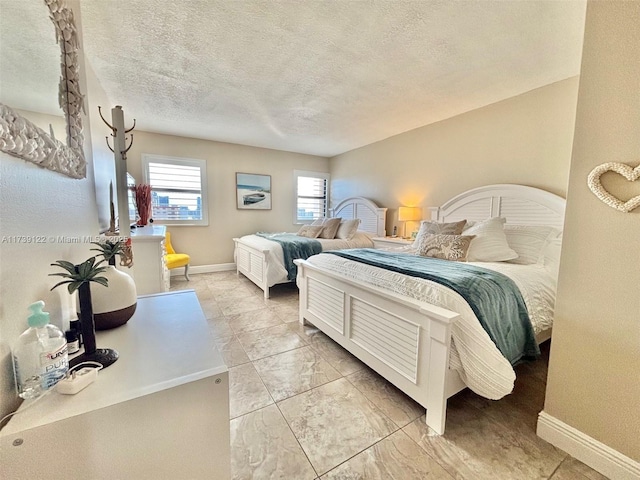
304,250,556,399
235,232,374,287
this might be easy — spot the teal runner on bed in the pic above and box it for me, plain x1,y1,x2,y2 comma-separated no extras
256,233,322,281
326,249,539,365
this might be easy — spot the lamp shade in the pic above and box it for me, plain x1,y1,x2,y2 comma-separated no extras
398,206,421,222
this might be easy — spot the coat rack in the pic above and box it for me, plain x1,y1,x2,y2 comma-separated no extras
98,106,136,161
99,105,136,237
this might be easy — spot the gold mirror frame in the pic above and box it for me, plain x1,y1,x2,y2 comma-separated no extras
0,0,86,179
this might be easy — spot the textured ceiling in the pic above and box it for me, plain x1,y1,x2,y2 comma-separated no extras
2,1,587,157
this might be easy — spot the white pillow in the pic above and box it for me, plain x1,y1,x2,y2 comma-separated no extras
319,217,341,239
504,225,560,265
336,219,361,240
296,225,323,238
464,217,518,262
310,218,326,226
542,235,563,279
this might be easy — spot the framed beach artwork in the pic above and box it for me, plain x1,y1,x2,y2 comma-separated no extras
236,173,272,210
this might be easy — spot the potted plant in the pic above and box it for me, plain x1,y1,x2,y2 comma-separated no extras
50,256,118,369
89,239,137,330
91,239,124,266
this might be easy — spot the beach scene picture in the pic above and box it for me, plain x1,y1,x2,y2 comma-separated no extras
236,173,272,210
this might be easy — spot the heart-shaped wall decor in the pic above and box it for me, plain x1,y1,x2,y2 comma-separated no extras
587,162,640,213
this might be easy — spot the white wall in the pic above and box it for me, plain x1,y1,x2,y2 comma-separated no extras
0,151,101,421
84,60,118,235
542,0,640,465
0,0,100,423
124,131,329,266
13,108,66,142
330,78,580,234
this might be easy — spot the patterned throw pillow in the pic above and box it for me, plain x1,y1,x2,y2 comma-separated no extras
416,234,476,261
413,220,467,250
296,225,323,238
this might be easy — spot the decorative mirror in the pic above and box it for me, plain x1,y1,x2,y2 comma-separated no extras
0,0,86,179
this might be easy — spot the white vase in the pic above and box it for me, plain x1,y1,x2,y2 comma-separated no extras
90,266,137,330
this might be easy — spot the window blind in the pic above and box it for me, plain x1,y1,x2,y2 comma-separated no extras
147,162,204,222
296,175,327,221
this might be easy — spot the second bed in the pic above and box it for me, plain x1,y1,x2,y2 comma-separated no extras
233,197,387,298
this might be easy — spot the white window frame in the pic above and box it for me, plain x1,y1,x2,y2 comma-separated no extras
142,154,209,226
293,170,330,224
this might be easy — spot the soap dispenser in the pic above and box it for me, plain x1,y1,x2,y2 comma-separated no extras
13,301,69,399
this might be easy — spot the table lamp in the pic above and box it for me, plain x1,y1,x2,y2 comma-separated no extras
398,206,422,238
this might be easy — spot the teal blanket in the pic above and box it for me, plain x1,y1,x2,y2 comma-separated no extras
256,233,322,281
326,249,539,365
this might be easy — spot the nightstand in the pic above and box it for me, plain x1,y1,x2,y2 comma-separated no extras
372,237,413,249
0,291,230,479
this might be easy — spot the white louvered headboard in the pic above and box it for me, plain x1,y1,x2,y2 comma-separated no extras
330,197,388,237
430,184,565,228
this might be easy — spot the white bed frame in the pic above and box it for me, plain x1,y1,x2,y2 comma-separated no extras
234,197,387,299
296,184,565,435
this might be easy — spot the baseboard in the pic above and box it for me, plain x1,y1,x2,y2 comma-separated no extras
537,411,640,480
169,263,236,276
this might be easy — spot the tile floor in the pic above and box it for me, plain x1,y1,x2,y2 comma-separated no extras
170,272,609,480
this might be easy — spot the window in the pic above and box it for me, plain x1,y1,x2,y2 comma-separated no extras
142,154,208,226
294,170,329,223
126,173,137,222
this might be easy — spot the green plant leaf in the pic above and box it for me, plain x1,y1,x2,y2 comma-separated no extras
92,277,109,288
49,272,76,278
78,257,95,277
51,255,112,292
90,240,124,262
86,267,107,279
67,281,83,294
50,260,77,274
50,280,73,291
55,260,76,269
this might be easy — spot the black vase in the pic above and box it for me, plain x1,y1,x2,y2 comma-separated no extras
69,279,119,370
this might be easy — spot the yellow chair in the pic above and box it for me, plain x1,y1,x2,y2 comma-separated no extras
164,231,190,281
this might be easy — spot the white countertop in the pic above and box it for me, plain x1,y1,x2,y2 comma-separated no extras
129,224,166,241
2,289,226,436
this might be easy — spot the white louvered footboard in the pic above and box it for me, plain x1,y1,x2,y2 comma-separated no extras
295,259,463,435
233,238,270,299
350,297,420,384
